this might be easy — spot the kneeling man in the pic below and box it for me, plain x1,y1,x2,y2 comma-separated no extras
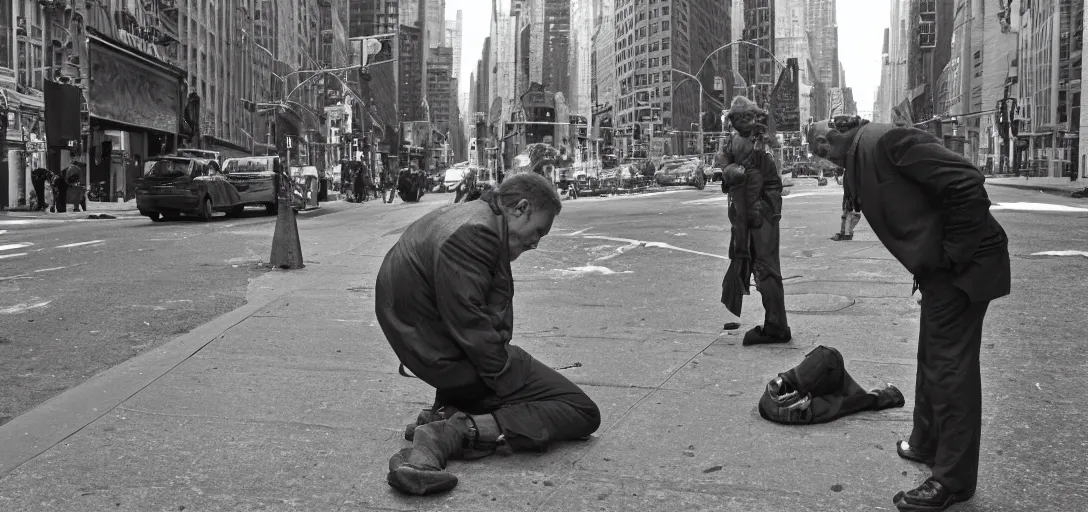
375,172,602,495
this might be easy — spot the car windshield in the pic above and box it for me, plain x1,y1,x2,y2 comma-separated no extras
223,158,272,174
145,159,191,178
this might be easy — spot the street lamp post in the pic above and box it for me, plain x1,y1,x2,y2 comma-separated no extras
672,68,704,157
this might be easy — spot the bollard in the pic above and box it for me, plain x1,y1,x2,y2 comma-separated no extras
270,178,304,269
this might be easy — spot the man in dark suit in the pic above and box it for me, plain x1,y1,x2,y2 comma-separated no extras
815,118,1010,511
375,172,600,496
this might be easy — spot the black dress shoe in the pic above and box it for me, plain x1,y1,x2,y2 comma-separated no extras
896,440,935,466
893,477,975,511
742,325,792,346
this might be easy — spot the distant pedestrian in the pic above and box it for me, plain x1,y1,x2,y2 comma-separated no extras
31,167,49,211
65,162,86,212
815,119,1010,512
51,168,67,213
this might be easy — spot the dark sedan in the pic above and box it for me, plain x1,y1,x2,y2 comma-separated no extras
135,156,243,222
222,156,282,214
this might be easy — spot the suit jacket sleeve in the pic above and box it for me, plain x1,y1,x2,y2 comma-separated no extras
879,128,992,266
433,223,523,396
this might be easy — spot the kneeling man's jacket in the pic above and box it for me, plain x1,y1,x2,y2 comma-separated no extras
376,201,530,397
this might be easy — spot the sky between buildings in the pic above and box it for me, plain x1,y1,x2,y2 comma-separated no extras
449,0,890,120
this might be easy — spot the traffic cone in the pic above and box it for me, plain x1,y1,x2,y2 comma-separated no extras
270,200,304,269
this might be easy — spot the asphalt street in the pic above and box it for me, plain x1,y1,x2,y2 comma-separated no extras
0,181,1085,511
0,202,368,426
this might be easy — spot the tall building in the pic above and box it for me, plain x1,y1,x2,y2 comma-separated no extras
874,0,913,124
1,0,47,207
873,27,892,122
349,0,401,37
906,0,954,126
399,24,425,124
538,0,572,100
732,0,745,90
569,0,595,116
425,0,446,49
613,0,732,156
774,0,814,125
445,11,464,82
806,0,838,118
1018,0,1082,178
475,36,492,116
401,0,420,28
1080,0,1088,179
740,0,776,106
592,0,616,111
427,47,454,135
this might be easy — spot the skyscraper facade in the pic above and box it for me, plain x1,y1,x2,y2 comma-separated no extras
592,0,616,110
613,0,732,155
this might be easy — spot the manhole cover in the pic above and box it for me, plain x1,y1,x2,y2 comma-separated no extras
785,293,855,313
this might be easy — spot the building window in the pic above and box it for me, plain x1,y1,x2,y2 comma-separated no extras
662,20,670,31
919,21,936,48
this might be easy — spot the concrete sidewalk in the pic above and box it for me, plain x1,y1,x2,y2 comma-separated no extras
985,176,1087,196
0,186,1038,511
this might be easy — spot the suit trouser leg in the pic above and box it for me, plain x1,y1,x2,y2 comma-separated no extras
435,350,602,453
750,218,788,334
912,279,989,493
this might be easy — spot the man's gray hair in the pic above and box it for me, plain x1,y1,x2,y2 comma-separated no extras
496,172,563,215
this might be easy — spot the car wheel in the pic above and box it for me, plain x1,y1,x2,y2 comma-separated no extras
199,197,213,222
147,212,163,222
694,173,707,190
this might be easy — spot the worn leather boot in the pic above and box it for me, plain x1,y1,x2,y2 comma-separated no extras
403,405,463,441
387,412,503,495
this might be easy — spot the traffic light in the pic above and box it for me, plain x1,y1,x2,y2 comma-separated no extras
633,123,641,140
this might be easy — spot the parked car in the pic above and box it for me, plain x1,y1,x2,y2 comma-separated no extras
654,156,707,189
221,155,282,214
135,156,243,222
176,148,222,164
440,166,472,192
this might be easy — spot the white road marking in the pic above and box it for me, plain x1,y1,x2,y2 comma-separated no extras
56,240,105,249
583,235,728,261
560,265,633,275
1031,250,1088,258
0,229,7,234
0,300,53,314
0,243,33,251
0,252,28,260
990,202,1088,212
562,228,593,236
34,266,67,273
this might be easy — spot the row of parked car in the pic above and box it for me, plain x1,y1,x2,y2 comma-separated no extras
135,152,288,222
